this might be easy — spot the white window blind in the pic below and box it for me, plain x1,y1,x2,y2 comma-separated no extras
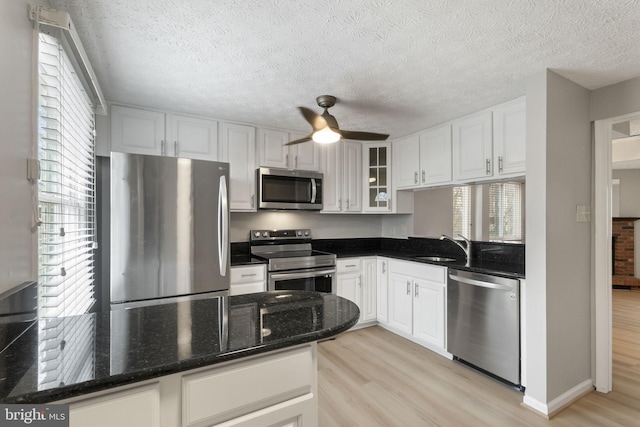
489,182,523,242
37,32,96,318
452,186,470,238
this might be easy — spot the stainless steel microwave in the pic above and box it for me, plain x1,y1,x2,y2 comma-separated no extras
257,167,323,210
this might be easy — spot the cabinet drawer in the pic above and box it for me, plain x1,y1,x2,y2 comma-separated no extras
337,258,361,274
182,345,313,427
231,265,266,284
389,260,446,284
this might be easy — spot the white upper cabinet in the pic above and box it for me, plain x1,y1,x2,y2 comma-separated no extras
320,141,362,213
394,125,453,189
420,125,452,185
111,105,218,161
168,114,218,161
342,141,363,212
362,142,391,212
258,128,319,171
452,110,493,181
492,97,526,177
111,105,165,156
394,134,421,189
220,123,257,212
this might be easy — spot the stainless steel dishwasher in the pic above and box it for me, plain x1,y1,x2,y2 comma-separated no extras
447,269,521,388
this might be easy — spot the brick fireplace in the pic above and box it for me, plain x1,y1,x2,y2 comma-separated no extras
612,218,640,288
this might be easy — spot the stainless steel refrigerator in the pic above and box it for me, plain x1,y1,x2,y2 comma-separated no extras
110,152,229,309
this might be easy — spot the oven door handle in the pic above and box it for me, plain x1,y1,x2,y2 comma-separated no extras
269,268,335,281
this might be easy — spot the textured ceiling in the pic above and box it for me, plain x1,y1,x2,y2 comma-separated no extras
50,0,640,139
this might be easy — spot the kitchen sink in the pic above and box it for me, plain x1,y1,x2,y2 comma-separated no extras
413,256,457,262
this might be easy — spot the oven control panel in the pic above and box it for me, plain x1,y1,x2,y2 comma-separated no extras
250,229,311,241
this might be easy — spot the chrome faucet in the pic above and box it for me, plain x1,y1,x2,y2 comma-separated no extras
439,234,472,264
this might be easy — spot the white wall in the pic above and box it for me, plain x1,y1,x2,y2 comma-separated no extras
525,70,592,410
412,187,453,238
612,169,640,217
0,0,49,293
230,211,383,242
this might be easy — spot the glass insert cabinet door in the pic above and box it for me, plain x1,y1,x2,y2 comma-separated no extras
365,143,391,211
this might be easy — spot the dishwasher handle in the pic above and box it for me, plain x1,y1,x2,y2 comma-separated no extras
449,273,514,291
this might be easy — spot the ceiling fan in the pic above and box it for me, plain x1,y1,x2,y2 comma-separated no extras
285,95,389,146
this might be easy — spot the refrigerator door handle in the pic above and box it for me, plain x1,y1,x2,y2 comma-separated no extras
218,174,229,276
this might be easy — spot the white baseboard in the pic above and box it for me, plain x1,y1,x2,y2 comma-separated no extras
523,378,594,417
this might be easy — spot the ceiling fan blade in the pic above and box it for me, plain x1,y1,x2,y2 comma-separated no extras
285,135,313,146
299,106,328,131
338,129,389,141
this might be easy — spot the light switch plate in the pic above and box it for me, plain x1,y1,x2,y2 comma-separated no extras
576,205,591,222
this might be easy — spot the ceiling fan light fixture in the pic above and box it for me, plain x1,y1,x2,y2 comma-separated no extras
312,127,341,144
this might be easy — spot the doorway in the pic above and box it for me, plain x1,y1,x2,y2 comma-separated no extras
594,112,640,392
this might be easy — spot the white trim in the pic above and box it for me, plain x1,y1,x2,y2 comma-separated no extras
523,379,593,416
29,4,106,115
593,111,640,393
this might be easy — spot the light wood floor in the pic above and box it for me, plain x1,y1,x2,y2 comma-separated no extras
317,289,640,426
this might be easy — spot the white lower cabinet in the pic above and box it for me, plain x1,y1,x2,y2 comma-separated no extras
336,258,376,326
69,383,160,427
230,265,266,295
61,344,318,427
376,258,389,324
387,260,447,352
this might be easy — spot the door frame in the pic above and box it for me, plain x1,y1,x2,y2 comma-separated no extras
593,111,640,392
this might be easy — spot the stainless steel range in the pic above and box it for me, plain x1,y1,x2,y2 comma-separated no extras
250,229,336,293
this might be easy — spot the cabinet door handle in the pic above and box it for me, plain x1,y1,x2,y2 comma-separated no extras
414,171,418,184
485,159,491,175
422,170,426,183
382,262,386,274
251,194,255,208
406,281,411,295
295,155,298,169
345,264,357,268
338,199,342,210
174,141,178,156
161,139,165,156
357,277,362,287
286,154,289,168
415,283,419,297
345,199,349,211
498,156,503,173
241,273,257,277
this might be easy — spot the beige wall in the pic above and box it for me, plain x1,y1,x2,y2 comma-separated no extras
591,76,640,121
612,169,640,217
412,187,453,238
0,0,49,293
525,70,592,407
230,211,383,242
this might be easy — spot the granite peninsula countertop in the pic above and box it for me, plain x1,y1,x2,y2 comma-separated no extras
0,291,359,404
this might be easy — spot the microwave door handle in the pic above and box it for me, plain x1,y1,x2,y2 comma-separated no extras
311,178,317,203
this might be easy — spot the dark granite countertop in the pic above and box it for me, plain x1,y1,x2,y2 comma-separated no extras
0,291,358,404
230,254,267,266
231,237,525,278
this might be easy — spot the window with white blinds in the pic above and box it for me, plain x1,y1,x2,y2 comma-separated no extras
452,186,471,238
37,32,96,318
489,182,524,242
